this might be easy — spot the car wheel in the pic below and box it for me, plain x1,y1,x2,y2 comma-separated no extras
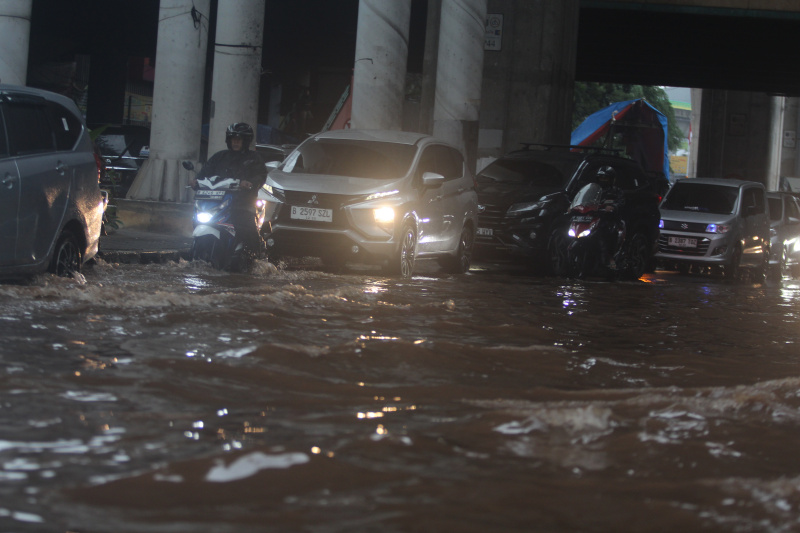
440,224,474,274
724,245,743,282
548,230,569,277
780,246,790,278
752,244,769,283
622,232,649,280
386,222,417,278
49,230,82,277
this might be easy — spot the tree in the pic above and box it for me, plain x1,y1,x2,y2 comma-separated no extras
573,82,684,153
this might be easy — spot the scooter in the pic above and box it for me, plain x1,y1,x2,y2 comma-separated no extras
564,182,626,280
182,161,270,272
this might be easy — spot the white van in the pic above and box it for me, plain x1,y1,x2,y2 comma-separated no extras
656,178,770,281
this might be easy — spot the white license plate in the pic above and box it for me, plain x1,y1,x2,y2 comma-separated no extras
477,227,493,236
291,206,332,222
668,236,698,248
195,189,225,199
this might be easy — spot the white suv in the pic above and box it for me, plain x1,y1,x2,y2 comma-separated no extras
262,129,479,277
656,178,770,280
0,85,105,279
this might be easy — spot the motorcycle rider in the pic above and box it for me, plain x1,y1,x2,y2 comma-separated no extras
191,123,267,263
594,165,625,269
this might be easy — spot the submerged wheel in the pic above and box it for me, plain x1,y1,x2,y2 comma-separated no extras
752,244,769,283
48,230,81,277
548,230,569,278
440,224,474,274
724,245,743,282
622,233,649,280
386,222,417,278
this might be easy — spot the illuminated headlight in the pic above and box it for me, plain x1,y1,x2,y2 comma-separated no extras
197,212,213,223
578,228,592,238
658,220,665,229
706,223,730,233
256,199,265,208
568,228,576,237
507,201,545,216
373,206,395,224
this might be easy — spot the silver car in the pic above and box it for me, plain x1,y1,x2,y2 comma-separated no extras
767,191,800,277
0,85,105,279
262,129,479,277
656,178,770,281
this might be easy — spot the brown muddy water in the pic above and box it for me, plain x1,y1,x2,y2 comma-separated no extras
2,257,800,533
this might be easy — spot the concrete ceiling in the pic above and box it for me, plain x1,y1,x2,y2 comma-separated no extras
576,3,800,95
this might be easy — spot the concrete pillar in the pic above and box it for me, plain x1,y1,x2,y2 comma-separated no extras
127,0,211,203
696,89,775,185
766,96,785,191
432,0,486,174
0,0,32,85
419,0,442,135
686,88,703,179
207,0,265,155
352,0,412,130
480,0,578,159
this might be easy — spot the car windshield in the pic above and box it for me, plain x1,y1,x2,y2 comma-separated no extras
768,197,783,221
281,139,417,179
476,154,576,190
661,182,739,215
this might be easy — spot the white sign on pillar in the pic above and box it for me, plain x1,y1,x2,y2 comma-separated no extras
484,13,502,51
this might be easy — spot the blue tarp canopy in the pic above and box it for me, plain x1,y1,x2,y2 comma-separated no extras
570,98,670,181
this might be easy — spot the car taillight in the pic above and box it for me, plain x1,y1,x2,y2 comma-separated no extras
93,152,103,182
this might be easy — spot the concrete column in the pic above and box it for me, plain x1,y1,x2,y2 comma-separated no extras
480,0,578,158
127,0,211,203
352,0,412,130
432,0,487,173
207,0,265,155
0,0,32,85
686,88,703,178
419,0,442,135
696,89,776,185
766,95,785,191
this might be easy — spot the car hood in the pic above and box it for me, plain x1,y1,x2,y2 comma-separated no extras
477,183,562,206
659,208,736,225
267,170,406,196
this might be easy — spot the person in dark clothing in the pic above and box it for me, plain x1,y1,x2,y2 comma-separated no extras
594,165,626,269
192,123,267,262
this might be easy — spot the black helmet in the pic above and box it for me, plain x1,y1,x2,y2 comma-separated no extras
225,122,254,150
596,165,616,186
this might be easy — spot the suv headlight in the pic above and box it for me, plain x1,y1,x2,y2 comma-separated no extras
507,201,546,216
373,206,395,224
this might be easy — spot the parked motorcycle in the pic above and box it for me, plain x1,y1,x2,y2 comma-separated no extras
562,182,650,281
182,161,270,272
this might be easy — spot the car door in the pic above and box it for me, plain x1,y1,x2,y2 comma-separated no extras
412,145,446,252
0,105,21,266
4,97,68,266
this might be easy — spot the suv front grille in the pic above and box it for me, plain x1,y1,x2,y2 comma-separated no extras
661,220,709,233
477,204,506,242
277,191,357,229
658,233,711,256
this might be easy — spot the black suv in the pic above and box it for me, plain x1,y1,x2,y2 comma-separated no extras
475,144,668,272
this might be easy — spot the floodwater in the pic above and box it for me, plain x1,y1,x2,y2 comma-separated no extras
2,257,800,533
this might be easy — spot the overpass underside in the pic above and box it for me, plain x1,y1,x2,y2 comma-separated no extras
577,0,800,95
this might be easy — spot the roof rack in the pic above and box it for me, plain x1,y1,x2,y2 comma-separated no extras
518,142,622,154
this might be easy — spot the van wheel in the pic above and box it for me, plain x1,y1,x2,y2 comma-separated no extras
725,245,742,282
386,222,417,278
752,245,769,283
49,230,81,277
440,225,474,274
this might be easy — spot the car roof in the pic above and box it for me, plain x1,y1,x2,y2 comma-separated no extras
674,177,764,188
0,83,81,113
309,129,441,147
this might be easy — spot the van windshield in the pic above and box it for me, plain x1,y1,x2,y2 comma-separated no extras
282,139,417,179
661,183,739,215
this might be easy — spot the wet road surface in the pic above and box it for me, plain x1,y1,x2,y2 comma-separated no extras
2,257,800,532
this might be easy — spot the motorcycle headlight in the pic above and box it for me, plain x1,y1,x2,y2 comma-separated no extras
507,201,546,216
197,212,213,224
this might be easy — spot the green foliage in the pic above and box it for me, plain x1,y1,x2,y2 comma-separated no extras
573,83,684,152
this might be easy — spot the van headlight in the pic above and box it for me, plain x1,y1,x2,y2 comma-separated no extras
373,206,395,224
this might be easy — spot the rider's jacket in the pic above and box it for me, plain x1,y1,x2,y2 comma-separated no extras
196,149,267,212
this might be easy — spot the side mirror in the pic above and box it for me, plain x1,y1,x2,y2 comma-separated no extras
182,160,195,171
265,160,280,170
422,171,445,188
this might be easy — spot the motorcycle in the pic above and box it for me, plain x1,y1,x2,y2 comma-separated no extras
563,182,646,281
182,161,270,272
